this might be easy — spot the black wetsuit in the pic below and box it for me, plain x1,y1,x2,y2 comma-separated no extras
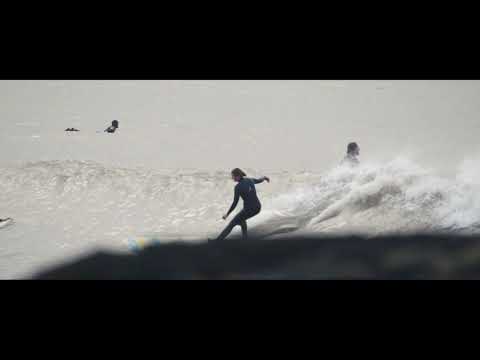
105,126,117,133
216,177,266,241
341,154,359,167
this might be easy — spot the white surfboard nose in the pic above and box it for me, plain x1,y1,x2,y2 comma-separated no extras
0,218,13,229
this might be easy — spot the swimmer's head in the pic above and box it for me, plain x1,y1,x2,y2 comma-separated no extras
347,142,360,156
112,120,119,128
231,168,246,182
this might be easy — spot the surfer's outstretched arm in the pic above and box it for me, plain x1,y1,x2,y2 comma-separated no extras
253,176,270,184
224,186,240,219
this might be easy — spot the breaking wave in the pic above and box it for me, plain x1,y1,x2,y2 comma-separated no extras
1,157,480,277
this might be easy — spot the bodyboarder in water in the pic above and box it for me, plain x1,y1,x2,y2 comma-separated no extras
211,168,270,242
341,142,360,167
105,120,119,133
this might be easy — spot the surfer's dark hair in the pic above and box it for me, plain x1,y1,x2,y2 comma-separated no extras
347,142,359,154
112,120,119,128
231,168,247,178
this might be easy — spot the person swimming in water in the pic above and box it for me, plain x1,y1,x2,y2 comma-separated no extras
212,168,270,242
341,142,360,166
105,120,119,133
65,128,80,132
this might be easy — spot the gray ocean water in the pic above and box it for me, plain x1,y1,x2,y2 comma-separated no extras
1,80,480,278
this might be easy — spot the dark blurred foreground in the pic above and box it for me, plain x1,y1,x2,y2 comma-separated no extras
32,234,480,279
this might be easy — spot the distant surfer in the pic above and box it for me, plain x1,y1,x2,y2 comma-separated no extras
65,128,80,132
105,120,119,133
341,142,360,167
212,168,270,242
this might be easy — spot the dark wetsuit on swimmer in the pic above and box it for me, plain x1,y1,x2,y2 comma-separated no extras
341,142,360,167
341,153,359,167
105,120,119,133
216,177,266,241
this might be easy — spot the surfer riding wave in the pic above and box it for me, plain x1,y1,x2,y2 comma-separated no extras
213,168,270,242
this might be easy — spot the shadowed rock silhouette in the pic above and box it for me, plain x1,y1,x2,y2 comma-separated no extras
31,234,480,279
